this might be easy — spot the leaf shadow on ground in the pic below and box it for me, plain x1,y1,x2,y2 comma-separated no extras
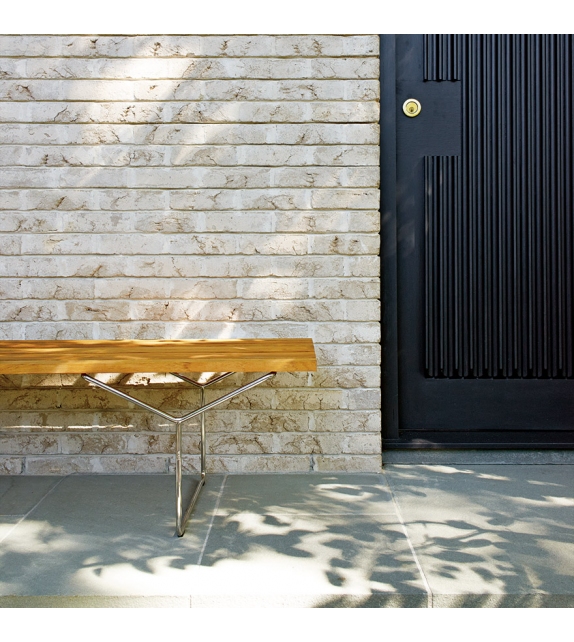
0,468,572,608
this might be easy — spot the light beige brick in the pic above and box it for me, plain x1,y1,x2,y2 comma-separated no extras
209,433,274,455
23,322,96,340
275,389,345,410
348,211,380,232
311,188,380,210
240,145,313,166
238,189,312,211
23,190,94,211
167,322,309,341
173,101,308,123
316,343,381,366
0,191,22,210
0,279,23,299
310,367,380,389
23,278,95,300
131,211,203,233
138,79,379,102
313,145,379,166
273,36,343,58
171,146,239,166
313,278,380,299
346,389,382,410
199,36,276,58
0,235,22,255
64,300,131,321
99,190,167,210
0,324,23,340
0,213,61,234
274,211,348,233
0,457,24,474
310,234,380,255
0,34,381,475
274,123,378,145
3,300,63,322
313,410,382,433
346,256,381,276
274,36,379,58
21,234,94,255
0,80,137,101
220,411,310,433
96,323,170,340
169,190,238,211
131,167,272,189
345,300,381,321
311,433,381,455
25,455,169,474
59,36,134,58
238,279,310,300
13,145,167,167
203,212,272,233
237,235,308,255
0,434,59,455
274,300,346,322
0,36,62,57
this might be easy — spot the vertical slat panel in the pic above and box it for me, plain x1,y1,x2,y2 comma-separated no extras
461,39,470,376
470,35,478,374
424,34,460,80
425,155,460,377
524,35,538,374
425,34,574,379
568,33,572,377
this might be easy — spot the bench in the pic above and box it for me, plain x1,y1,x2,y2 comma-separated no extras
0,338,317,536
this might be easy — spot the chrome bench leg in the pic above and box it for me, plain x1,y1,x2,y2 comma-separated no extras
82,371,276,536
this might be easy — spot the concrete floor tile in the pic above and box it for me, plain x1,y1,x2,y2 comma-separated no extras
0,595,191,608
0,474,224,598
0,469,569,607
218,473,396,516
0,476,64,515
384,464,574,600
199,511,428,603
0,516,21,544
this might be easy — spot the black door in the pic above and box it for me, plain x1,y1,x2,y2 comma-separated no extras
381,35,574,448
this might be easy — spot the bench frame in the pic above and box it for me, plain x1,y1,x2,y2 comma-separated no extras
82,370,277,536
0,338,316,537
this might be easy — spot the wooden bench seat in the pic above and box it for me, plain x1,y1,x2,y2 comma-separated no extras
0,338,317,375
0,338,317,536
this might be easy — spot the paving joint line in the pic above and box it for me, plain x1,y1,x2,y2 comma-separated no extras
382,469,434,608
0,475,69,546
197,473,227,566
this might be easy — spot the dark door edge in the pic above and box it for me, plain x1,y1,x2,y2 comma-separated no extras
384,430,574,450
382,449,574,464
380,34,399,440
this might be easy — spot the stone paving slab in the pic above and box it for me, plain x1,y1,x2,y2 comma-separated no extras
0,476,63,515
384,465,574,608
214,473,396,516
0,475,224,604
0,468,572,607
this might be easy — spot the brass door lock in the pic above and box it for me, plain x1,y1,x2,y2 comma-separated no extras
403,98,422,117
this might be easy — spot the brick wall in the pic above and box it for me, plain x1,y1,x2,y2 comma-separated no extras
0,35,381,475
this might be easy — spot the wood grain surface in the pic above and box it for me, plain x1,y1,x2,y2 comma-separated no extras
0,339,317,374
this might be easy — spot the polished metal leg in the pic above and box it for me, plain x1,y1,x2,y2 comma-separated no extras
82,370,276,536
174,383,207,537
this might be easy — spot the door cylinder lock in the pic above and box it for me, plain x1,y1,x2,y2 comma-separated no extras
403,98,422,117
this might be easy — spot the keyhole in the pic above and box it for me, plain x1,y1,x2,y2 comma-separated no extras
403,98,421,118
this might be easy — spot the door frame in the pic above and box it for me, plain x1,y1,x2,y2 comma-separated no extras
380,35,400,443
379,34,574,450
